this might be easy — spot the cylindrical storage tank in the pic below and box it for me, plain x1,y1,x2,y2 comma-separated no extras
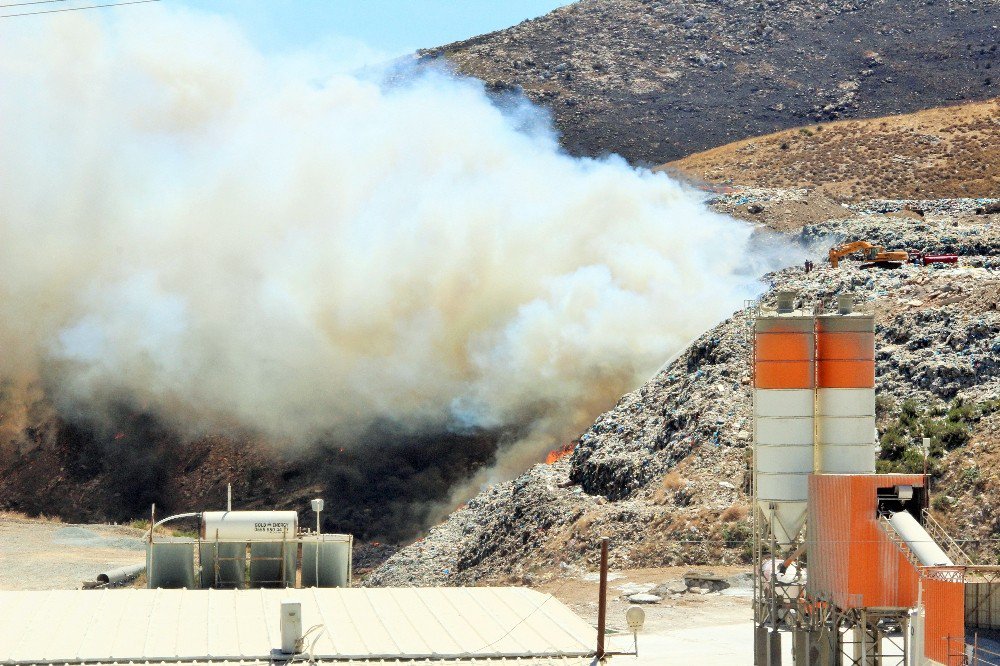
754,310,814,546
249,542,297,587
201,511,298,541
199,542,246,589
816,311,876,474
146,542,196,589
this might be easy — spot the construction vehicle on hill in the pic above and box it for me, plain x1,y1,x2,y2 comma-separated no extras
828,240,909,268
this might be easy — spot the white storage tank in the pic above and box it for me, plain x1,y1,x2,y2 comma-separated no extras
201,511,298,541
753,294,815,547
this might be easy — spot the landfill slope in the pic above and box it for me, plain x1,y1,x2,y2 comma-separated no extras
666,98,1000,200
426,0,1000,164
367,197,1000,586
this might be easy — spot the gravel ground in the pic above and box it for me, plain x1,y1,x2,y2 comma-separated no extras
536,564,777,666
0,515,146,590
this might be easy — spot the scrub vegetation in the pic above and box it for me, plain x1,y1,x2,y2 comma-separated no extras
876,398,1000,476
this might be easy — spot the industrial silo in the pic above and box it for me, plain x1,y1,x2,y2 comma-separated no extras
753,292,815,546
815,295,876,474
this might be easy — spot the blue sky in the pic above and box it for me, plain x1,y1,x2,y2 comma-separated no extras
174,1,572,57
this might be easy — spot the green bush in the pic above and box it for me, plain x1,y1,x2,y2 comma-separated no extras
877,397,993,477
931,495,952,512
959,466,981,486
900,399,921,424
875,394,896,418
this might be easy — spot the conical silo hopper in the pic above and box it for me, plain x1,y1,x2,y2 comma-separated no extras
753,293,815,547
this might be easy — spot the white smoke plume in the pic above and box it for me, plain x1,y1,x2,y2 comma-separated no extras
0,8,785,492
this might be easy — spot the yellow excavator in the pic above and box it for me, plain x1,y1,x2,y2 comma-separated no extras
828,241,909,268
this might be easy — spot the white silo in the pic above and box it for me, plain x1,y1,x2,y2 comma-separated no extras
815,296,876,475
753,292,815,546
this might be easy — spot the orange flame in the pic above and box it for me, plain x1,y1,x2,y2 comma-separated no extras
546,441,576,464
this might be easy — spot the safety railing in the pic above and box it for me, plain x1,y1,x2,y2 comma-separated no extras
878,512,923,571
923,508,975,566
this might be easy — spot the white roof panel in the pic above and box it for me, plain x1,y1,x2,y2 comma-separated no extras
0,587,597,665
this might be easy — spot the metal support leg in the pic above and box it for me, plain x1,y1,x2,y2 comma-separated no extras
770,629,783,666
793,630,809,666
756,624,770,666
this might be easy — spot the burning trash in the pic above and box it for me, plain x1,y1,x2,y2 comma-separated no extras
546,441,576,464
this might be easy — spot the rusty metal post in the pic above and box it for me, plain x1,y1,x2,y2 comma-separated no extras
147,503,155,590
597,537,609,660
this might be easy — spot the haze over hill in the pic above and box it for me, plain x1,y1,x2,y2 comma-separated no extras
0,7,787,541
427,0,999,164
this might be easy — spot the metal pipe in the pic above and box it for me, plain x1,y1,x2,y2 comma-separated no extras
96,563,146,586
781,543,805,570
596,537,609,660
769,504,778,627
769,504,778,666
152,512,200,532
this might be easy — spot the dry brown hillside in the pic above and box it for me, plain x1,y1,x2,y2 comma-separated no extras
665,98,1000,200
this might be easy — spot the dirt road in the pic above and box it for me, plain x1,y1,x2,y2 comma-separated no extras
0,515,146,590
538,565,792,665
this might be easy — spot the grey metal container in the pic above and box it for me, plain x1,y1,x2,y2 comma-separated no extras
249,542,297,587
301,534,352,587
199,542,246,589
147,542,197,589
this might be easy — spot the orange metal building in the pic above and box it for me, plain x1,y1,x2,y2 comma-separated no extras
807,474,925,609
923,573,966,665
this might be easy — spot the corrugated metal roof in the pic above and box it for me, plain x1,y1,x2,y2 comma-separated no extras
54,654,594,666
0,587,597,665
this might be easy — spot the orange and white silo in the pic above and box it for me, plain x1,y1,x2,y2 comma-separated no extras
815,295,876,474
753,292,814,546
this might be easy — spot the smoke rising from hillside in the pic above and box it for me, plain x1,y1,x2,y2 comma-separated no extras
0,8,784,498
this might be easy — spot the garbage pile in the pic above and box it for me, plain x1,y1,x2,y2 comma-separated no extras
367,207,999,587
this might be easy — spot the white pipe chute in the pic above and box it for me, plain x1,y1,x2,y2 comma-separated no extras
887,511,953,567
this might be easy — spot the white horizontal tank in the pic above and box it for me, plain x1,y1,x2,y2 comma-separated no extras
201,511,298,541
